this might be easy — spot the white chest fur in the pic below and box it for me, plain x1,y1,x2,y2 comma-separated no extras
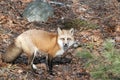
55,49,64,56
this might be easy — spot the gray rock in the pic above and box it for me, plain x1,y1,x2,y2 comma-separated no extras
23,0,54,22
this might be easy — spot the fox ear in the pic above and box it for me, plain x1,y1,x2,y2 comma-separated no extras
69,28,74,35
57,27,62,35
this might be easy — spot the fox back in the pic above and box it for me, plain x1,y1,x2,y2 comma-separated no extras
16,29,59,57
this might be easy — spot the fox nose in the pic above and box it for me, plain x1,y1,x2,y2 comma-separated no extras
64,44,68,47
63,44,68,51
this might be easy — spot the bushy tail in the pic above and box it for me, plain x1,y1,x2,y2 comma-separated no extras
2,42,22,63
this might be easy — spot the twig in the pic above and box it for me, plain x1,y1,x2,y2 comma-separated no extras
62,41,81,57
48,1,71,7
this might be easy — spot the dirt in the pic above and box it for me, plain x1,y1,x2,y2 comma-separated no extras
0,0,120,80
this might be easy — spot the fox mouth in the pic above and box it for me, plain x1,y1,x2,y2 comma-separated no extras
64,47,68,51
63,44,68,51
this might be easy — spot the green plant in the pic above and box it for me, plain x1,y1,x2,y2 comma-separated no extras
76,49,93,59
76,39,120,80
64,19,98,30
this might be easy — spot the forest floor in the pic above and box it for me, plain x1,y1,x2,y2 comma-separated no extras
0,0,120,80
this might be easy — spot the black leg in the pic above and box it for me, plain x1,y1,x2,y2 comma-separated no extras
48,54,53,75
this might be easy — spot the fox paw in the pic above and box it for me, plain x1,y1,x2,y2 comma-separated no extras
31,64,43,74
32,68,44,74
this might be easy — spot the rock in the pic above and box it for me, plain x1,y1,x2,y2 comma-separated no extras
23,0,54,22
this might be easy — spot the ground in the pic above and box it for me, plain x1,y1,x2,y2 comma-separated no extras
0,0,120,80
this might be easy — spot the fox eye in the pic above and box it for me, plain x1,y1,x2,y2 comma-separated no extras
67,38,71,40
60,38,65,40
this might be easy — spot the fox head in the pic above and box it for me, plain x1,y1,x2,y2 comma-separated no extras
57,27,74,51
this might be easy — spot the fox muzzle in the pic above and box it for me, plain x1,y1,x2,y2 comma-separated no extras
63,43,68,51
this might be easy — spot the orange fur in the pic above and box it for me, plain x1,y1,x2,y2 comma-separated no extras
16,29,60,57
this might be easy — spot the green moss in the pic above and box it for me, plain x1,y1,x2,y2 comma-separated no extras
76,49,93,59
64,19,98,30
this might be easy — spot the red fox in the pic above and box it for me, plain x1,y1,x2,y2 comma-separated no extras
2,27,74,74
